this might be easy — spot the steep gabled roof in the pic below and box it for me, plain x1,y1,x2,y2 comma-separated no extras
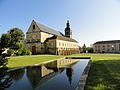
94,40,120,45
34,20,64,36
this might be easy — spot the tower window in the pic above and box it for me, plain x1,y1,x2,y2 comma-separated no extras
33,25,35,29
66,32,69,35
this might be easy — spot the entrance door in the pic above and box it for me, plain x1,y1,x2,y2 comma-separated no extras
32,46,36,54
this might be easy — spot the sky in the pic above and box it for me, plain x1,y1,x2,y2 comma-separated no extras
0,0,120,46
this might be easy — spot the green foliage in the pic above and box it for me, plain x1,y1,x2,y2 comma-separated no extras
0,27,30,56
26,50,32,55
0,33,11,48
8,28,24,50
82,44,87,53
8,28,24,42
0,48,12,89
7,49,14,56
0,49,8,68
22,47,32,55
86,47,93,53
16,43,32,56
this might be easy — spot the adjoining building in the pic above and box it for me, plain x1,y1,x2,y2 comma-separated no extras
26,20,80,55
93,40,120,53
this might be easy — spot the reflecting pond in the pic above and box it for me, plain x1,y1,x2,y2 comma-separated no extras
3,59,90,90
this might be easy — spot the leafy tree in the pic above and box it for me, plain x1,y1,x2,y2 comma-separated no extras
0,50,8,69
82,44,87,53
0,46,12,90
7,49,14,56
17,43,31,55
0,28,26,89
86,47,93,53
8,28,24,50
1,28,31,56
0,33,11,48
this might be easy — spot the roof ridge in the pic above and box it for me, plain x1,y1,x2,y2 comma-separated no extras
34,20,62,33
94,40,120,44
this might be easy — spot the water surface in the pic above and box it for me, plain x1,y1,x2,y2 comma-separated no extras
4,59,89,90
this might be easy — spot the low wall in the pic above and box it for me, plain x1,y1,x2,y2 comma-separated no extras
66,57,91,59
75,59,92,90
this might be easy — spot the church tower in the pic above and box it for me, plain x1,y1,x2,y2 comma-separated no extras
65,20,72,38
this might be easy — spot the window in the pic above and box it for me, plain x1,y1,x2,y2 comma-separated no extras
62,43,64,46
66,31,69,35
103,45,105,47
33,25,35,29
59,43,61,46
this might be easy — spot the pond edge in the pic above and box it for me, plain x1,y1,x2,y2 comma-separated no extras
75,58,92,90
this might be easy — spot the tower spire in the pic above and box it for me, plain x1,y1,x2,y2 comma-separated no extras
67,20,70,28
65,20,72,38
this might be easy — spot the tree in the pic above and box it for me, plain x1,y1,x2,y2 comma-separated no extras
0,27,31,56
16,43,31,55
0,28,26,89
0,44,12,90
8,28,24,50
86,47,93,53
82,44,87,53
0,33,11,48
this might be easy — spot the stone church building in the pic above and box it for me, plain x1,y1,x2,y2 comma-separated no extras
26,20,80,55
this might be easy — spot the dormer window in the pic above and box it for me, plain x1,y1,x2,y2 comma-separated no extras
33,25,35,29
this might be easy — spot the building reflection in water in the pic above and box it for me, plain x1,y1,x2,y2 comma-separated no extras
8,68,25,81
66,68,73,84
26,59,79,89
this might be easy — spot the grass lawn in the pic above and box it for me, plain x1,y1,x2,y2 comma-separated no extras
7,55,64,69
70,53,120,90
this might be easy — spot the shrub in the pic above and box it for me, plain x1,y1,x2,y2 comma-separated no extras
7,49,14,56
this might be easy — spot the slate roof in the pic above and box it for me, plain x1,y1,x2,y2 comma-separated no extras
45,35,78,43
94,40,120,44
34,20,64,36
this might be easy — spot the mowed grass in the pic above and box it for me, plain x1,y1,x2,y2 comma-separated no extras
69,53,120,90
7,55,64,69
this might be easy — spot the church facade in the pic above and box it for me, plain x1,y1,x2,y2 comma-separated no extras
26,20,80,55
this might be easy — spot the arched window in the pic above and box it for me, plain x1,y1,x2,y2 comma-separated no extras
33,25,35,29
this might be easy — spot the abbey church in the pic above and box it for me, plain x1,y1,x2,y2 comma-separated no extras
26,20,80,55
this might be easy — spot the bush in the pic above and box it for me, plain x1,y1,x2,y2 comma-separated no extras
17,49,23,55
7,49,14,56
26,50,32,55
16,46,32,56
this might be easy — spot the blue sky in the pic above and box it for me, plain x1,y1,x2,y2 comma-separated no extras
0,0,120,46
